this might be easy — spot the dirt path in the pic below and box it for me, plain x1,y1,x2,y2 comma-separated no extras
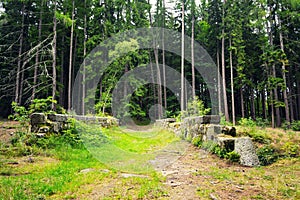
151,141,250,200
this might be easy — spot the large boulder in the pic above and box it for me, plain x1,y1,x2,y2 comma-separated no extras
234,137,260,167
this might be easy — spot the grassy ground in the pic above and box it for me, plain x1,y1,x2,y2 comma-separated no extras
0,122,177,199
0,120,299,199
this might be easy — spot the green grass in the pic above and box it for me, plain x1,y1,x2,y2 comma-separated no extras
0,123,177,199
78,123,180,173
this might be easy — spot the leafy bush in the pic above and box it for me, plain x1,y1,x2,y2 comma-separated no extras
220,115,233,126
238,118,256,127
201,141,228,159
291,121,300,131
256,145,279,166
9,97,65,126
255,118,269,127
9,102,30,126
192,136,202,147
246,131,271,144
225,151,240,163
281,142,299,157
176,97,211,121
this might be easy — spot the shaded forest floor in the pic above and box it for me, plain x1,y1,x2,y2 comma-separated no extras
0,120,299,199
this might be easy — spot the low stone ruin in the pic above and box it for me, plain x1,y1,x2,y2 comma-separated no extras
156,115,260,167
30,113,119,135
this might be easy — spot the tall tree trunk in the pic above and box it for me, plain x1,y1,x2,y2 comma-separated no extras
268,2,280,127
15,3,25,105
250,89,256,120
59,36,65,107
180,0,185,112
229,38,235,125
82,0,87,115
191,0,196,99
149,52,157,119
262,88,267,119
32,1,43,101
68,0,75,112
217,48,222,114
221,0,229,121
279,19,290,125
288,68,294,121
52,1,57,111
162,0,167,109
240,87,245,118
154,48,162,119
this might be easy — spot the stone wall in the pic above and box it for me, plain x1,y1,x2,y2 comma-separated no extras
30,113,119,135
156,116,260,167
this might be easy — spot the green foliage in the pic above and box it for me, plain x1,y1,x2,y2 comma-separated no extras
281,142,299,157
220,115,233,126
186,97,211,117
199,141,240,163
255,118,269,128
9,97,65,126
192,136,202,147
29,96,64,114
176,97,211,121
201,141,227,159
9,102,29,126
225,151,240,163
256,145,279,166
291,121,300,131
238,118,256,127
246,131,271,144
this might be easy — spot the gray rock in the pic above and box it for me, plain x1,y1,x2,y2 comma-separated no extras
79,168,95,173
234,137,260,166
47,114,68,122
30,113,46,124
205,124,222,142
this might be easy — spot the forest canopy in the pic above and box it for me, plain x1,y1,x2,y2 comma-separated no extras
0,0,299,128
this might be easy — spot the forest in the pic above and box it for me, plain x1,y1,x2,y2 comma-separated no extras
0,0,300,128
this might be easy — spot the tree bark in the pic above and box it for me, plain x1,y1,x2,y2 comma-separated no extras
217,48,222,114
52,0,57,111
32,1,43,101
68,0,75,112
229,38,235,125
82,0,87,115
191,0,196,99
279,18,290,125
15,3,25,105
154,48,162,119
240,87,245,118
181,1,185,112
221,0,229,121
162,0,167,109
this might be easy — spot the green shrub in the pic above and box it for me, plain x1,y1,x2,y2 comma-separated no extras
281,142,299,157
255,118,269,127
246,131,271,144
238,118,256,127
256,145,279,166
201,141,228,158
225,151,240,163
192,136,202,147
291,121,300,131
176,97,211,121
